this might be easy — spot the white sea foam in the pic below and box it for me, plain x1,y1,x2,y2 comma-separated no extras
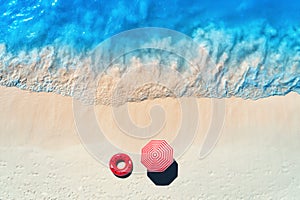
0,23,299,105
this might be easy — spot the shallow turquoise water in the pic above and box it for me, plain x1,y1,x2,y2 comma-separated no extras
1,0,300,52
0,0,299,100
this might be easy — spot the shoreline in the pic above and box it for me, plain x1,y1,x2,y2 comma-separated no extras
0,86,300,148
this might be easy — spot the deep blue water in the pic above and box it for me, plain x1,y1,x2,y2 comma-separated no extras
1,0,300,53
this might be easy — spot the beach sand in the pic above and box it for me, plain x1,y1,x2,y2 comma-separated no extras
0,86,300,199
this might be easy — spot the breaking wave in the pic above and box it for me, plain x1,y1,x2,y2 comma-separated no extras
0,0,299,105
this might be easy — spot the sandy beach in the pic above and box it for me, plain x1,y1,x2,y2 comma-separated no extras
0,86,300,199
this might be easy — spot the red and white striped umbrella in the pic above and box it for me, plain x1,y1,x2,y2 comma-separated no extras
141,140,174,172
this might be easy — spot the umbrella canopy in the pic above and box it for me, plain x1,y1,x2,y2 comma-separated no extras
141,140,174,172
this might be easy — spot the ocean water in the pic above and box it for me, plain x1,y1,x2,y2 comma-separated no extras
0,0,300,103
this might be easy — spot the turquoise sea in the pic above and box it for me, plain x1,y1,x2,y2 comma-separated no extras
0,0,299,101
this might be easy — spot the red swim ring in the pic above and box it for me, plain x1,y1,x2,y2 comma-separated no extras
109,153,133,178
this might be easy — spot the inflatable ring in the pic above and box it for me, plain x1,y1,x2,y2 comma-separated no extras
109,153,133,178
